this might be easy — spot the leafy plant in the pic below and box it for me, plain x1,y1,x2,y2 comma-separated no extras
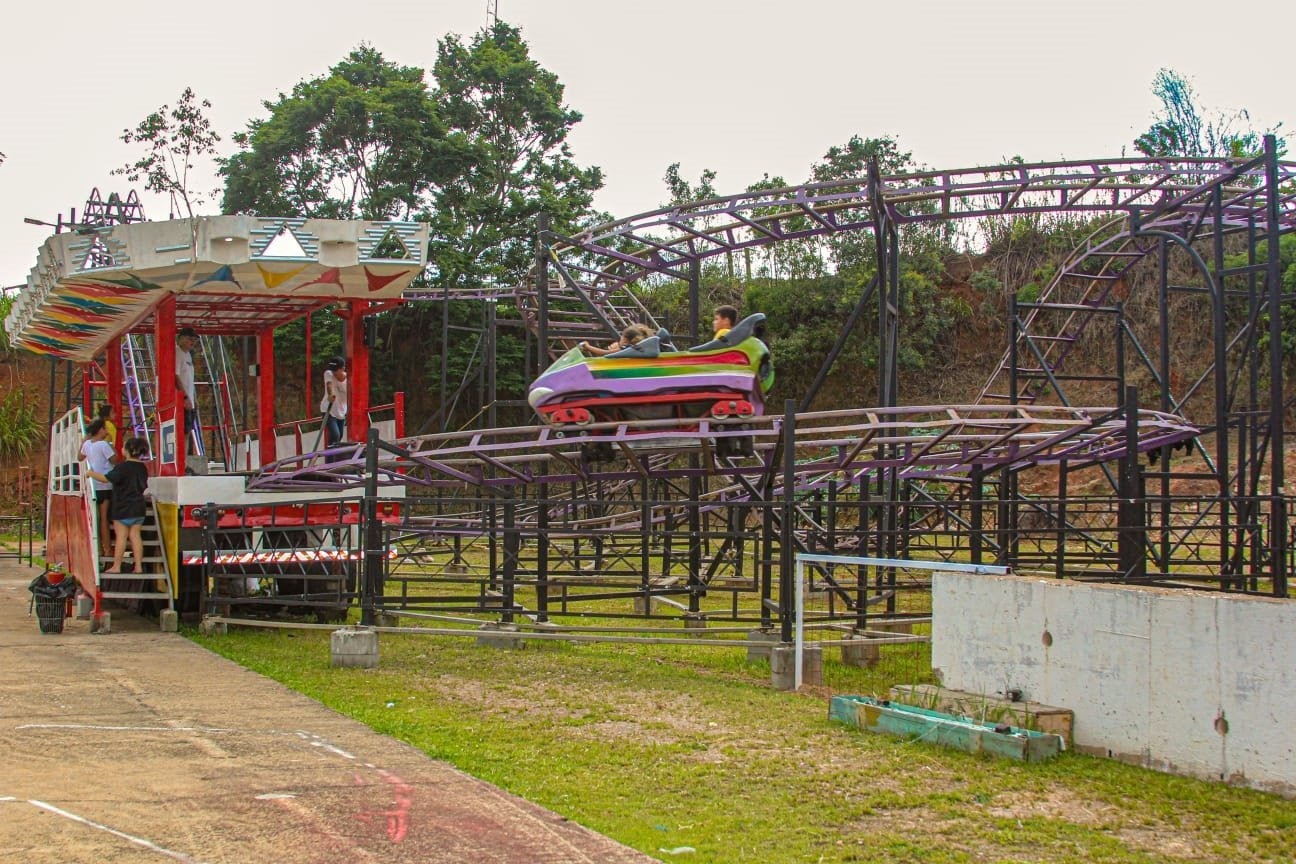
1134,68,1286,160
0,389,42,461
0,294,12,355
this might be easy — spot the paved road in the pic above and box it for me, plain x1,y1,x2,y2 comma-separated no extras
0,563,655,863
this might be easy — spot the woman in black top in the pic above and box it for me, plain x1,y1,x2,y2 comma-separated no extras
89,437,150,574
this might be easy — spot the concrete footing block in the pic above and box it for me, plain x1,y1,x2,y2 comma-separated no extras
199,618,227,636
841,635,881,668
75,595,93,620
374,612,400,628
633,594,654,615
159,609,179,633
746,628,781,662
445,562,471,576
91,612,111,635
476,622,524,650
771,644,822,690
683,614,707,634
331,627,379,668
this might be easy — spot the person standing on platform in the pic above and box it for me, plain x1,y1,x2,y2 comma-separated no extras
322,356,349,447
175,327,200,455
80,418,116,558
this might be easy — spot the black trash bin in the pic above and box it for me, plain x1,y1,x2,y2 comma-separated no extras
35,596,66,633
29,570,77,634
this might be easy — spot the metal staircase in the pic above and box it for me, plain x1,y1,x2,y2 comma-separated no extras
977,217,1149,407
197,335,244,469
96,500,172,608
121,333,158,455
514,274,659,358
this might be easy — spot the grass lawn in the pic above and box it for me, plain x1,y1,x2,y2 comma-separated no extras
191,625,1296,863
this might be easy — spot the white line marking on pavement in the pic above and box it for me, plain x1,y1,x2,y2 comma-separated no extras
295,730,356,760
27,799,207,863
18,723,232,734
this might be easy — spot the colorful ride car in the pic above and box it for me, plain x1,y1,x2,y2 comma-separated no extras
528,313,774,428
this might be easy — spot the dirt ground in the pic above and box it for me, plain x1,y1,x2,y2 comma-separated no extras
0,561,653,864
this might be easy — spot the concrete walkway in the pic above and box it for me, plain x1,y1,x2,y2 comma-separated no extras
0,562,654,863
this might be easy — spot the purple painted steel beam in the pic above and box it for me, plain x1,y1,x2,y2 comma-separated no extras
245,405,1197,494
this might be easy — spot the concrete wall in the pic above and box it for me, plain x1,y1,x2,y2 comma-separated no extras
932,572,1296,796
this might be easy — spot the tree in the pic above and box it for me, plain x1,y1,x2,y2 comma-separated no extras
428,21,603,294
663,163,717,206
808,134,932,271
115,87,221,220
220,45,460,220
1134,68,1284,160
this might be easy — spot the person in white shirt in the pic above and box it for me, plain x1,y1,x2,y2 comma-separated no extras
175,327,199,453
80,418,117,557
321,356,349,447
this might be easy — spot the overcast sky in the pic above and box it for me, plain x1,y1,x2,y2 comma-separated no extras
3,0,1291,285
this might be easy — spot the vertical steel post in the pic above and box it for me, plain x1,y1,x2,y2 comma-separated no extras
486,300,498,429
1211,185,1232,585
536,480,550,623
537,213,551,377
779,400,796,642
1264,135,1288,596
688,468,703,614
688,257,700,347
1119,386,1146,581
360,428,381,626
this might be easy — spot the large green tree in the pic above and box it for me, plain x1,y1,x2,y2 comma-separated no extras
428,21,603,294
218,28,602,428
220,45,460,220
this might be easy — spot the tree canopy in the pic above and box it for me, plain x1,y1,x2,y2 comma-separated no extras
1134,68,1285,160
220,45,457,221
428,21,603,293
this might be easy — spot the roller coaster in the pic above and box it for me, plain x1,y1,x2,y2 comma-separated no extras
230,140,1295,635
17,141,1295,640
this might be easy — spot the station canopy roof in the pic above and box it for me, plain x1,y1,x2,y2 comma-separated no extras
5,215,429,361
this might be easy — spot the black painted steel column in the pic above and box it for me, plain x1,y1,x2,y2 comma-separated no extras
361,428,381,625
1264,135,1288,596
779,400,796,642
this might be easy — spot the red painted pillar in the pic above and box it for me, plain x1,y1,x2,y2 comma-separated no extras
155,298,180,477
394,392,405,438
347,301,370,442
258,328,276,466
105,337,122,455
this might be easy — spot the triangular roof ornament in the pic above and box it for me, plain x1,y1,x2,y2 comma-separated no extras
80,237,113,270
370,228,410,259
261,225,308,258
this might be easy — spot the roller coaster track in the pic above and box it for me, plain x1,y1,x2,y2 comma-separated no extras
417,156,1296,383
250,403,1197,494
536,156,1295,296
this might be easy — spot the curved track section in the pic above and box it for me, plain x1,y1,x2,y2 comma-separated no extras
249,404,1196,493
543,158,1296,296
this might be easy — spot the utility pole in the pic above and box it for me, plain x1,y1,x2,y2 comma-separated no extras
486,0,499,26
